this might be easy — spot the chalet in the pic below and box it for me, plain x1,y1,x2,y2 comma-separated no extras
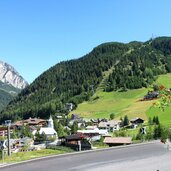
71,114,80,120
0,126,13,137
86,125,98,130
69,114,85,128
130,117,144,129
144,91,159,100
98,120,121,132
90,118,108,126
130,117,144,125
64,134,92,151
77,127,109,141
103,137,132,146
66,103,74,111
14,118,46,128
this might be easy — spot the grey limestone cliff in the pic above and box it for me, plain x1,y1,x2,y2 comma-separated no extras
0,60,28,89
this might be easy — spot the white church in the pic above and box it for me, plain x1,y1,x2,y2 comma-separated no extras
33,116,58,139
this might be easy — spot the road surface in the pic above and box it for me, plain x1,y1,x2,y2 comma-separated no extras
1,141,171,171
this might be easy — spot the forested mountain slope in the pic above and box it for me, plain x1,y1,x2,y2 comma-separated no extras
1,37,171,122
0,89,14,110
0,81,22,111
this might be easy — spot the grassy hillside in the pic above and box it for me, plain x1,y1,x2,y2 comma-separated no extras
147,105,171,126
146,73,171,126
154,74,171,87
70,73,171,124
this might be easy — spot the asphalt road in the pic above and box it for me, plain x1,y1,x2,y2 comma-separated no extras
1,141,171,171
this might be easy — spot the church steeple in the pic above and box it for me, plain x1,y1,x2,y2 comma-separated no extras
48,115,54,128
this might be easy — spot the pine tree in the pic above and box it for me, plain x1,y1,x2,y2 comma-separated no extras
110,113,115,120
71,121,78,134
123,115,129,126
21,125,32,138
153,116,156,124
54,120,66,137
153,125,162,139
148,117,153,125
155,116,160,125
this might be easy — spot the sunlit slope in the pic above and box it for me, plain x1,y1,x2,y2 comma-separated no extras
70,74,171,122
154,74,171,87
146,73,171,126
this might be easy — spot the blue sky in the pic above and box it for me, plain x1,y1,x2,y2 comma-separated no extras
0,0,171,83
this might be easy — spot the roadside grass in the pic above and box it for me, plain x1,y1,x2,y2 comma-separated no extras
0,147,74,163
112,123,157,143
92,142,109,149
124,128,139,137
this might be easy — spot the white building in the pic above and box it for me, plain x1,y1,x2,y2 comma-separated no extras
98,120,121,132
33,116,57,139
77,127,109,141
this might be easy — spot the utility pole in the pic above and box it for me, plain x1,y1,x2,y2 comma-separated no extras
5,120,11,157
78,140,81,151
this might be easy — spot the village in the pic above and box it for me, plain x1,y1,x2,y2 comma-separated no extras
0,87,169,159
0,112,146,153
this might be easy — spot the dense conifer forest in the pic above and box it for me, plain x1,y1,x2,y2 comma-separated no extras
0,81,20,112
1,37,171,123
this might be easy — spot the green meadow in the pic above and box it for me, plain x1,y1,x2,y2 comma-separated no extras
70,74,171,125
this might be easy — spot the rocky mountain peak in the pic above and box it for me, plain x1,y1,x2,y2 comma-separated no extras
0,60,28,89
